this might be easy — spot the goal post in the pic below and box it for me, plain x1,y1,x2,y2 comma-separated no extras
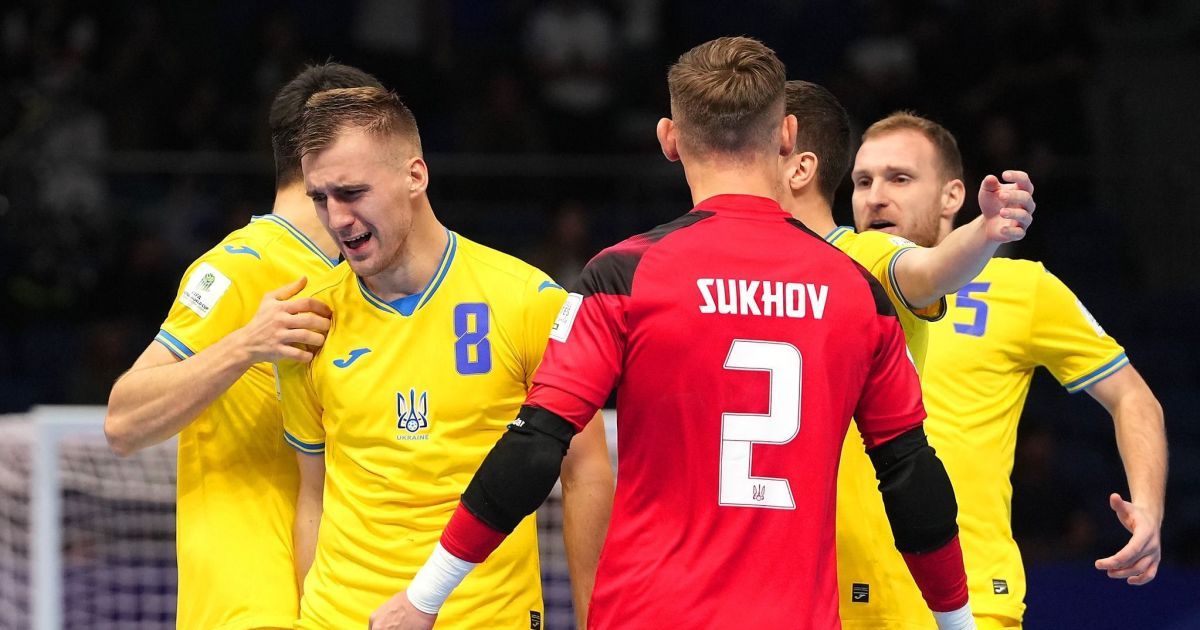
4,406,617,629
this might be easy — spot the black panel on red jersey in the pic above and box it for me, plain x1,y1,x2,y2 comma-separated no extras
854,265,897,317
572,210,715,297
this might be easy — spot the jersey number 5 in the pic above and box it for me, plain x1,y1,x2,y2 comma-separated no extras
719,339,800,510
953,282,991,337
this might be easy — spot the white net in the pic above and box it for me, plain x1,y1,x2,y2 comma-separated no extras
0,408,608,629
0,416,33,630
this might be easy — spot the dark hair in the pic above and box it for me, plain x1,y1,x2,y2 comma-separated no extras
667,36,786,157
269,62,384,187
784,80,851,203
863,111,964,182
298,86,422,159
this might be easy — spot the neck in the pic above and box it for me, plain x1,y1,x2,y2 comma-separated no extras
681,154,782,207
272,183,339,259
362,197,448,302
935,217,954,245
780,190,837,236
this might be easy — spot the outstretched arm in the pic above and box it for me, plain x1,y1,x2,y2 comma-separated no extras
560,412,614,627
1088,365,1167,585
893,171,1035,308
104,277,331,456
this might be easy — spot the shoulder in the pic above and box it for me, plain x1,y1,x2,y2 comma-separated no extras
300,263,354,301
175,220,285,291
455,234,549,287
577,210,719,296
982,257,1047,291
834,228,913,262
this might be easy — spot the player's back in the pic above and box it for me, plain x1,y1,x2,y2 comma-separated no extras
585,195,911,629
160,214,339,629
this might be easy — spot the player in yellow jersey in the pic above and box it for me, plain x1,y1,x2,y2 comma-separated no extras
843,112,1167,629
103,64,385,629
278,86,613,629
777,82,1035,627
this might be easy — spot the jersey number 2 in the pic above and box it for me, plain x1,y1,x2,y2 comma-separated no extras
454,303,492,375
719,339,800,510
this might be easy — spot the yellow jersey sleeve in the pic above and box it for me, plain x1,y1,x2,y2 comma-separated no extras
279,358,325,453
520,272,569,389
156,244,267,359
1028,266,1128,393
834,229,946,322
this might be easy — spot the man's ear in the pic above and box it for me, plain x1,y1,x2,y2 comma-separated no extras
785,152,820,193
941,177,966,221
779,113,798,156
408,157,429,197
657,118,680,162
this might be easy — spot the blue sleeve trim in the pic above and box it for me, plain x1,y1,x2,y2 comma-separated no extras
886,248,946,322
1064,352,1130,394
284,430,325,454
154,329,195,358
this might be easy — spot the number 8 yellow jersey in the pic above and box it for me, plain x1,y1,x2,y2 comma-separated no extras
278,231,565,629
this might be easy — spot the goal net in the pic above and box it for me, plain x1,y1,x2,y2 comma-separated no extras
0,406,616,630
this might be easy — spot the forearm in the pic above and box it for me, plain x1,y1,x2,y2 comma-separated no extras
409,406,577,614
896,216,998,308
868,427,969,616
294,454,325,594
1112,392,1167,523
104,333,254,456
294,489,322,594
560,417,614,624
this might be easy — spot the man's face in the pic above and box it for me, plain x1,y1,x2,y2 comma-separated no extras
850,129,946,247
303,128,418,279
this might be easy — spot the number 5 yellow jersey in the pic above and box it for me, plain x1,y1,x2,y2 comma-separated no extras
279,231,565,630
838,257,1127,629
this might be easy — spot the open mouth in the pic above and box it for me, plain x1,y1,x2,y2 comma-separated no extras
343,232,372,251
868,220,896,231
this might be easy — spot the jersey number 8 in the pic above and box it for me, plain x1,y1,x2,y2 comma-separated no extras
454,303,492,375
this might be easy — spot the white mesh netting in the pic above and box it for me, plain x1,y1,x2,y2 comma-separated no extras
0,413,586,629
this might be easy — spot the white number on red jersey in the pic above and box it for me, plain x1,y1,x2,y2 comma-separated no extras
718,339,800,509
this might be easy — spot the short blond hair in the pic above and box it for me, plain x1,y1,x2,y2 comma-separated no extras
298,86,422,158
667,36,786,157
863,111,963,181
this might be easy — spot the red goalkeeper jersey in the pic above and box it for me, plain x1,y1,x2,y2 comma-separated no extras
527,194,927,630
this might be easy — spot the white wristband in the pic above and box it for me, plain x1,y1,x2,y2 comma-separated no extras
406,543,478,615
932,603,975,630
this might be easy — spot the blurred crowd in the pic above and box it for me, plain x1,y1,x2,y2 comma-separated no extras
1,0,1198,567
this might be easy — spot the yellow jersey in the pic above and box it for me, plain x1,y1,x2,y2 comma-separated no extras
825,227,947,628
156,214,339,629
837,257,1128,629
279,231,564,630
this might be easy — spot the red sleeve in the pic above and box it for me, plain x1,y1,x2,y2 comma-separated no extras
854,315,926,449
527,263,630,429
901,536,970,612
440,504,506,563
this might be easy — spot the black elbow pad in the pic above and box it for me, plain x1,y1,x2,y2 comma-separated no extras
460,406,578,534
866,426,958,554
